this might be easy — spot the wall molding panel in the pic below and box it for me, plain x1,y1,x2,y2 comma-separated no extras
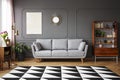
21,8,68,39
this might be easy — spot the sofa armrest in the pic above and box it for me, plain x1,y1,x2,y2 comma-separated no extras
31,44,36,58
83,45,88,58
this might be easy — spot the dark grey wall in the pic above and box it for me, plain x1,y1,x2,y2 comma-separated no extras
14,0,120,58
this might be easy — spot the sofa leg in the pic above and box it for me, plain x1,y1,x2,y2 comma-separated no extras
39,59,42,62
81,58,83,63
35,58,41,63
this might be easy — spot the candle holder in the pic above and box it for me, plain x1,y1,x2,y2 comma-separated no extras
5,37,11,46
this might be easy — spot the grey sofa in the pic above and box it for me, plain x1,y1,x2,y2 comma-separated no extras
31,39,88,62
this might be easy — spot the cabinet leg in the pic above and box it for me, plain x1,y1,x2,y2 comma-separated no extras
8,59,11,69
116,56,118,64
95,56,96,62
1,61,3,70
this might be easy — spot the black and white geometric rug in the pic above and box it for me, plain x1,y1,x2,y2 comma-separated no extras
0,66,120,80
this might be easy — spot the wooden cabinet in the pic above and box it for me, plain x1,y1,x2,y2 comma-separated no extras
95,48,118,56
0,46,11,70
92,20,119,63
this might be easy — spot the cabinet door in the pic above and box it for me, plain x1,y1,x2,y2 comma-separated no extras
95,48,118,56
0,47,4,61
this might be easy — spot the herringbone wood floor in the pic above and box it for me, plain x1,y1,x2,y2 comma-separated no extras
0,58,120,77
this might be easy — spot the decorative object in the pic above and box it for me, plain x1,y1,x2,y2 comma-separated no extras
112,45,115,48
95,23,101,28
104,39,107,43
0,31,8,47
52,16,61,25
100,22,104,28
95,30,105,37
5,37,11,46
95,30,101,37
26,12,42,34
101,31,105,37
1,66,120,79
112,31,116,38
99,44,102,48
0,37,7,47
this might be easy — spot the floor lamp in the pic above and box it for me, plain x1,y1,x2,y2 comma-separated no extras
11,24,19,66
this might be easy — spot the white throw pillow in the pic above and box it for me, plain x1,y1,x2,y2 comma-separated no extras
78,42,86,51
33,42,41,51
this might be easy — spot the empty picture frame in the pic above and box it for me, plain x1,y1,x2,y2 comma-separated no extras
26,12,42,34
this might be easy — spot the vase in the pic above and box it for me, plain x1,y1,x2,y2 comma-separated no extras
0,37,7,47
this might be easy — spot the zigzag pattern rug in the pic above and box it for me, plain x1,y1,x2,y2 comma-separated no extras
1,66,120,80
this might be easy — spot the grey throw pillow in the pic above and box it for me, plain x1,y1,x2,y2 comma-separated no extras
78,42,86,51
33,42,41,51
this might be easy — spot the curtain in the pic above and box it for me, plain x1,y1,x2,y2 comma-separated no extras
2,0,14,40
2,0,16,60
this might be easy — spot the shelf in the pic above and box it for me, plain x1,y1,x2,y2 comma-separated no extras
95,47,117,48
95,43,114,45
95,37,115,38
95,28,114,30
95,48,118,49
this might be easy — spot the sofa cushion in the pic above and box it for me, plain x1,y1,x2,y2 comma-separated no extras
36,39,52,50
78,42,86,51
68,39,83,50
68,50,84,57
33,42,41,51
35,50,51,57
52,39,67,50
52,50,68,57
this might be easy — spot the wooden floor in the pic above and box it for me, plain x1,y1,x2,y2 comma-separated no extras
0,58,120,77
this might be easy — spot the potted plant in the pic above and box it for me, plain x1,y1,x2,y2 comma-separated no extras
101,31,106,37
96,30,106,37
95,30,101,37
15,42,30,61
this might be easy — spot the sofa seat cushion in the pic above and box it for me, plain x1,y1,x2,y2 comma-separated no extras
35,50,51,57
68,50,84,57
52,39,67,50
52,50,68,57
68,39,83,50
36,39,52,50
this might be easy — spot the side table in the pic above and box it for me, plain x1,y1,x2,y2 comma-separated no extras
0,46,11,70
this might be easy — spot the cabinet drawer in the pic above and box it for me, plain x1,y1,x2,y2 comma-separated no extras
94,48,118,56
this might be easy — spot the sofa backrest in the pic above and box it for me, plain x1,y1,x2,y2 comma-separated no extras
35,39,83,50
36,39,52,50
68,39,83,50
52,39,67,50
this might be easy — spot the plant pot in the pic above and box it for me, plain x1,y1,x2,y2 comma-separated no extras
17,53,25,61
